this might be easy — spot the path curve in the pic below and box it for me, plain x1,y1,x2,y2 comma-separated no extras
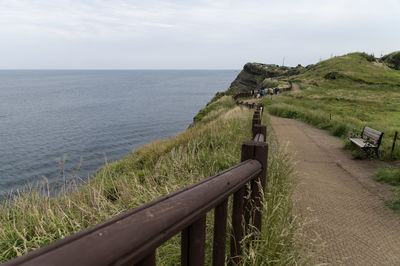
291,83,302,93
269,115,400,265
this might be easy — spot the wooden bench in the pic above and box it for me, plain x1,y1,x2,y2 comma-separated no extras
349,126,384,157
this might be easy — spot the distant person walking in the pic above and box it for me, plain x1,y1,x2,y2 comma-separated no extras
275,87,280,95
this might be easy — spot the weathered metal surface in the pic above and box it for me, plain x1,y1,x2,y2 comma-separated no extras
3,160,261,266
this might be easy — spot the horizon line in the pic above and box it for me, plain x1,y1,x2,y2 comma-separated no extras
0,68,241,71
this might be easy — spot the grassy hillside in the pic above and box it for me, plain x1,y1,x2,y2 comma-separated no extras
255,52,400,210
0,96,303,264
262,52,400,160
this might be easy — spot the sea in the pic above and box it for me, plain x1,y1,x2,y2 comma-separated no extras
0,70,239,196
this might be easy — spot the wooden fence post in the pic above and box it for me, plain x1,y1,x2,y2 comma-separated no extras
181,216,206,266
391,131,398,158
136,251,156,266
242,141,268,230
212,199,228,266
230,186,245,264
252,124,267,141
231,141,268,264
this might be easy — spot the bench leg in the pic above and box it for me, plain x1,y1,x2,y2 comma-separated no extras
375,148,379,158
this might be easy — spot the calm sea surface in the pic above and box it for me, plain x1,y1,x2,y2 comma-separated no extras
0,70,239,195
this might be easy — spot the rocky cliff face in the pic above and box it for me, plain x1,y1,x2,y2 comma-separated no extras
228,68,261,93
229,62,302,92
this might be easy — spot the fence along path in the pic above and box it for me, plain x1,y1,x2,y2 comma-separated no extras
3,95,268,266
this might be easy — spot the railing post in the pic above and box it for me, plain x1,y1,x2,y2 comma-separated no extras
252,118,261,130
252,142,268,233
391,131,398,158
136,251,156,266
181,216,206,266
230,186,245,265
230,139,253,264
240,141,268,235
212,199,228,266
252,124,267,141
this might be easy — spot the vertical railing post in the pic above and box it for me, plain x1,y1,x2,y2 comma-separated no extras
181,216,206,266
252,142,268,232
136,251,156,266
230,138,253,264
391,131,398,158
252,118,260,129
230,187,245,265
212,199,228,266
240,141,268,236
242,143,254,237
252,124,267,141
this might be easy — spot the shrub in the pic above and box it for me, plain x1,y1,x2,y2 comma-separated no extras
360,52,376,62
332,123,349,137
374,168,400,186
351,149,367,160
208,91,225,105
381,51,400,70
324,72,341,80
260,78,279,88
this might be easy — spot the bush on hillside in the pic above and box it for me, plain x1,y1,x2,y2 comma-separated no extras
244,62,298,78
360,52,376,62
260,78,279,88
382,51,400,70
324,72,341,80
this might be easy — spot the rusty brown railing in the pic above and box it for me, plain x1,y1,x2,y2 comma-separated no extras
3,102,267,266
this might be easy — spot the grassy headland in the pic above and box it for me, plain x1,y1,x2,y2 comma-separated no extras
0,96,302,264
230,52,400,210
259,52,400,159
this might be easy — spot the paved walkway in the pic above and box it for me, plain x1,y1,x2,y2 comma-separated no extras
269,115,400,265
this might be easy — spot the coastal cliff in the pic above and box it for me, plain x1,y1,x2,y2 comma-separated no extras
228,62,302,93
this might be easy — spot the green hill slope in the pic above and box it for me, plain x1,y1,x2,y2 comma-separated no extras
260,52,400,160
295,52,400,87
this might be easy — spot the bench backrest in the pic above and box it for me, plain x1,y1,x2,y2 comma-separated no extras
361,126,384,146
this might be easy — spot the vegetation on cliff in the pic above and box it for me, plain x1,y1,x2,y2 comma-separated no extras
0,96,302,264
229,63,300,93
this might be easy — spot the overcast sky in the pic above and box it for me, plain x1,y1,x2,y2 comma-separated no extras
0,0,399,69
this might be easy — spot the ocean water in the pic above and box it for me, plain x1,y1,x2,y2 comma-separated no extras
0,70,239,195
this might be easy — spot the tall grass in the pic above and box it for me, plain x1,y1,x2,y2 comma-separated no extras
263,83,400,160
374,168,400,210
0,96,302,264
239,125,305,265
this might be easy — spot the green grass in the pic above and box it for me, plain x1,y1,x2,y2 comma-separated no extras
374,168,400,210
374,168,400,186
193,94,236,123
261,52,400,160
0,96,303,264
